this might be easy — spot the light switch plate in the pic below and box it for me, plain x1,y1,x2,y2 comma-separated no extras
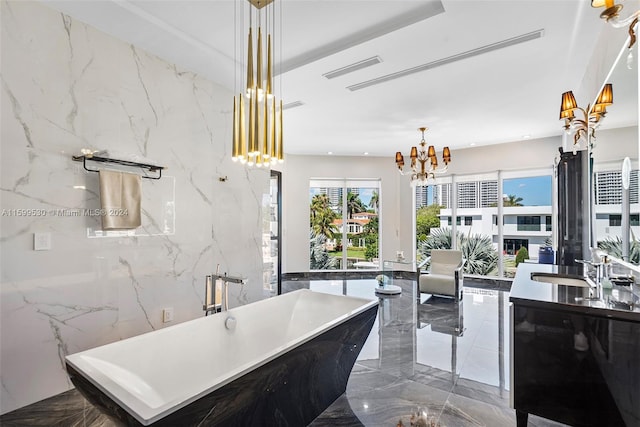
34,232,51,251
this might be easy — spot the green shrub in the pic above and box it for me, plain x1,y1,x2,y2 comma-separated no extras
515,246,529,266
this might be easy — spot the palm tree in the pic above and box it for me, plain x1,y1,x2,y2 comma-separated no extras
311,209,338,238
346,192,366,219
504,194,524,207
369,191,379,214
310,194,331,221
363,216,379,235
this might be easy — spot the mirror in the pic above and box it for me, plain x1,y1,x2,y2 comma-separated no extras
589,39,639,264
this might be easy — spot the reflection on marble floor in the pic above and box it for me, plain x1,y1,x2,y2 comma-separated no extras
290,278,569,427
1,278,570,426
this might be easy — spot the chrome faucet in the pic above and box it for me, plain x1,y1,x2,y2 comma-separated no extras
203,273,246,315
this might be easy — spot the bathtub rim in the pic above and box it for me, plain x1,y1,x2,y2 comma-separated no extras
65,289,378,425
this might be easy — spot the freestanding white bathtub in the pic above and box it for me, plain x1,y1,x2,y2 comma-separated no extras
65,289,378,426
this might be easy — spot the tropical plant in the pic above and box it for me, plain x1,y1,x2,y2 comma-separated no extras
416,204,443,241
419,227,456,253
310,193,338,238
504,194,524,207
461,233,499,275
364,234,378,260
418,228,499,275
310,194,331,221
310,232,338,270
346,192,367,219
311,208,338,238
363,216,378,235
598,235,640,264
369,191,379,214
515,246,529,266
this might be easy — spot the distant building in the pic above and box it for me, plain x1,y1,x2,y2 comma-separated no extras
439,206,552,256
420,170,640,256
593,169,640,242
327,212,378,248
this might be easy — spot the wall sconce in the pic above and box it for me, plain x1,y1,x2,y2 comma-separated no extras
591,0,639,49
559,83,613,150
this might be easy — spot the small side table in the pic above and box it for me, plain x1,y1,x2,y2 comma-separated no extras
377,259,415,296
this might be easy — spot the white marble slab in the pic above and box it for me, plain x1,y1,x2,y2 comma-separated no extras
1,0,269,413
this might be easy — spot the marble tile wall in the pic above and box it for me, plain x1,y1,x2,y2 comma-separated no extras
0,0,268,414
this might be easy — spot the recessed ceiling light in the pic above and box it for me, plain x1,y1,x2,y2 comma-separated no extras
522,134,531,139
363,152,369,155
328,151,333,155
470,142,476,146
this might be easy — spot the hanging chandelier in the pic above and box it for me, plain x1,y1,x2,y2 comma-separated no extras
558,83,613,150
395,127,451,187
591,1,639,50
231,0,284,167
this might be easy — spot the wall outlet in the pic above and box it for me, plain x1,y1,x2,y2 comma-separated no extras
33,232,52,251
162,307,174,323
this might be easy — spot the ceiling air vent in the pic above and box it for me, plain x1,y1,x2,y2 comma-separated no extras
322,56,383,79
283,101,305,110
347,29,544,91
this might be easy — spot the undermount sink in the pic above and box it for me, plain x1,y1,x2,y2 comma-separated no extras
530,272,593,288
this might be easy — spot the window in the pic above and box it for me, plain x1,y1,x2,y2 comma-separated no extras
609,214,622,227
517,216,541,231
504,239,529,255
444,216,465,225
457,182,478,208
416,170,553,280
309,179,380,270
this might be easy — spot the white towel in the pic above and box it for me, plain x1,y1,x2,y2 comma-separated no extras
99,170,141,230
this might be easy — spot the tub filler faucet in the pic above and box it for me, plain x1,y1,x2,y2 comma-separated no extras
203,273,247,315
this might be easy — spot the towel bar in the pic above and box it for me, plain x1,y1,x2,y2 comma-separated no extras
72,154,165,180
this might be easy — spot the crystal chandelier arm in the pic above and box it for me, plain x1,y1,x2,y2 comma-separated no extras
607,9,640,28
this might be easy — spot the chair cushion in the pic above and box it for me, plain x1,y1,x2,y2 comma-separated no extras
419,273,455,296
431,262,460,275
431,249,462,263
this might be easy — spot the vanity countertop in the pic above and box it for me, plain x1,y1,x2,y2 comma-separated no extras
510,263,640,322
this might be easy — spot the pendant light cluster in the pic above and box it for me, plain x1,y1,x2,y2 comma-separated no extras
232,0,284,167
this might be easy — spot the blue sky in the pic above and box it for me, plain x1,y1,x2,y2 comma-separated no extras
503,176,552,206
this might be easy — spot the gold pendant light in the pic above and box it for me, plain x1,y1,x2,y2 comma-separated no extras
232,0,284,167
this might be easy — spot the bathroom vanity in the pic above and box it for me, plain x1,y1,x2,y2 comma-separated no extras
510,262,640,427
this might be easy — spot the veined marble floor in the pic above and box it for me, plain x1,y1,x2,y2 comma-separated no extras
0,277,568,427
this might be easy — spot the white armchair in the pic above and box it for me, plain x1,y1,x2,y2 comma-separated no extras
417,249,465,300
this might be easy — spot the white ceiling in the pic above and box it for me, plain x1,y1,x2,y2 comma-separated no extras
41,0,631,158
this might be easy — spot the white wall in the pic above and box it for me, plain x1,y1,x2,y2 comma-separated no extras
1,0,267,413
